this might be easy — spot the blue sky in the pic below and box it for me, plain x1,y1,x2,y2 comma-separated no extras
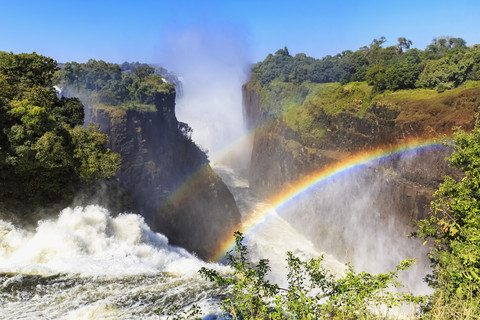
2,0,480,65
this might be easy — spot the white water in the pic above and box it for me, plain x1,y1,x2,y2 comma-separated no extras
0,167,352,319
0,205,229,319
0,205,211,277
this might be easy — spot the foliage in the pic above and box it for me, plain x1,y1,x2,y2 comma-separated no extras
425,36,467,60
396,37,413,54
414,123,480,302
71,125,121,183
155,303,202,320
460,45,480,81
251,36,478,95
421,289,480,319
416,57,464,92
200,232,422,319
55,59,175,110
366,64,387,92
259,79,315,116
0,51,58,88
251,46,370,87
0,51,120,207
384,49,423,91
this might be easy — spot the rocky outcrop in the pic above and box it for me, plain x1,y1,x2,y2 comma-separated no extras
243,83,478,233
86,91,240,260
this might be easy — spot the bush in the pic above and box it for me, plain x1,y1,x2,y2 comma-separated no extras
200,232,422,319
414,123,480,301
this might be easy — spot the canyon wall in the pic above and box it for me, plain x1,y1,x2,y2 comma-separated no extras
85,91,241,260
243,83,479,231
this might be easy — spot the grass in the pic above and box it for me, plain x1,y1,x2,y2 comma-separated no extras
254,78,480,147
91,102,157,113
259,79,316,116
463,80,480,88
425,291,480,320
306,81,372,115
261,81,375,142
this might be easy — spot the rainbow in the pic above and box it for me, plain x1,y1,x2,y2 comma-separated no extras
213,137,450,261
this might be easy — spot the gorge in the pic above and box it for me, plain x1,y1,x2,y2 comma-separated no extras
1,40,480,318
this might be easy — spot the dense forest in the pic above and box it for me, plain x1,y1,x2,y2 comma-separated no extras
245,36,480,147
55,60,177,110
252,36,480,93
0,52,121,214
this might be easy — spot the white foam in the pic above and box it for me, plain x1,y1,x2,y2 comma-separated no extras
61,301,119,320
0,205,214,277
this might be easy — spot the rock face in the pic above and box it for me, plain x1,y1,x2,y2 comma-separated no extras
86,91,240,260
243,84,478,237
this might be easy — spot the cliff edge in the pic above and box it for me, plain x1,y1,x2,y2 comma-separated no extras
243,81,479,228
86,90,241,260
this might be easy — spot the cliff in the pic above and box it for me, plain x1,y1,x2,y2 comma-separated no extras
243,81,480,252
85,91,241,260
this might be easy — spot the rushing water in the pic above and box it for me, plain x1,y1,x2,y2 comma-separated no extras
0,206,230,319
212,163,347,284
0,165,350,319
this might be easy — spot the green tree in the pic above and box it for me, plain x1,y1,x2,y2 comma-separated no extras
396,37,413,54
416,56,464,92
365,64,387,92
384,49,423,90
415,122,480,300
52,97,84,127
365,37,397,65
71,125,121,183
425,36,467,60
133,65,155,80
0,51,58,88
56,59,174,109
0,52,121,207
460,45,480,81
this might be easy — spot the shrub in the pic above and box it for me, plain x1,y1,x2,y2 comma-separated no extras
200,232,422,319
414,123,480,301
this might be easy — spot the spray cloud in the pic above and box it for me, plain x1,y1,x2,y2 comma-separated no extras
159,22,252,167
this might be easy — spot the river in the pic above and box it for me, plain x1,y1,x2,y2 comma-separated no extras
0,162,348,319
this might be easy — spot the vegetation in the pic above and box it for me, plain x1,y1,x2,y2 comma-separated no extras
200,232,422,319
55,60,176,110
198,124,480,319
0,51,120,209
413,122,480,316
202,124,480,319
251,36,479,94
245,36,480,148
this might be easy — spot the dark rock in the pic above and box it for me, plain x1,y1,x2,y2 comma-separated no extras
242,83,471,246
85,91,241,260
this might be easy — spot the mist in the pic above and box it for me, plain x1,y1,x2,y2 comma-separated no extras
158,23,252,168
156,24,434,296
266,154,434,295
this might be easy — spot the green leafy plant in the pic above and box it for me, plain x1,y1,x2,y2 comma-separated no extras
414,122,480,302
0,51,121,208
200,232,422,319
155,303,202,320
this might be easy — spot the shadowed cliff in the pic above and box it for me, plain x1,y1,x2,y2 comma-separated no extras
243,77,478,262
85,90,241,260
